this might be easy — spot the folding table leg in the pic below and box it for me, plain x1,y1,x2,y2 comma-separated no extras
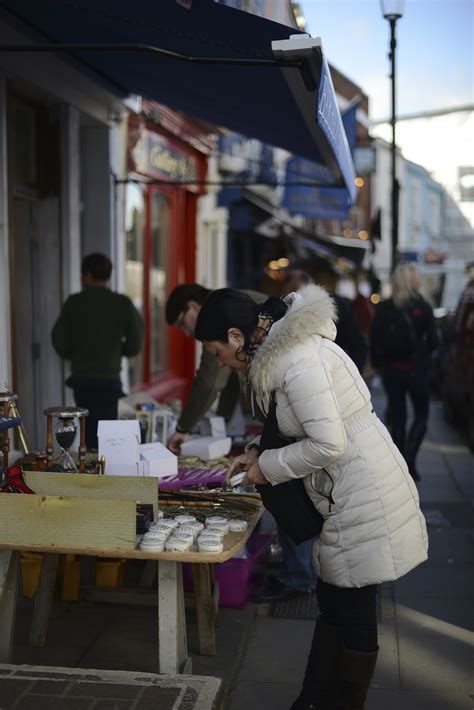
0,550,19,662
157,560,191,674
192,562,217,656
30,552,60,647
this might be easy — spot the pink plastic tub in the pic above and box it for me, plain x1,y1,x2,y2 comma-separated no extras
183,531,272,608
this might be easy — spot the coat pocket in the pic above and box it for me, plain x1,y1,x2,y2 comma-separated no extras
309,468,336,512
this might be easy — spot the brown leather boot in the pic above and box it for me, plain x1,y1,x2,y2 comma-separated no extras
338,645,378,709
289,616,341,709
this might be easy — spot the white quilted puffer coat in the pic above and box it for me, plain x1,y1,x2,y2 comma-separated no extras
250,285,428,588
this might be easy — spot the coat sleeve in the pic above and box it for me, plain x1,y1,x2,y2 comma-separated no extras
258,357,347,485
425,303,439,353
121,297,144,357
368,303,385,370
51,299,73,359
177,349,231,433
334,296,367,373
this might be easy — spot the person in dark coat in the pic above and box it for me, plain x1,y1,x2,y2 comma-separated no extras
369,262,438,481
52,253,144,450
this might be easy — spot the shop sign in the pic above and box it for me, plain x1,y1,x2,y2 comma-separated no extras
283,185,350,220
132,129,198,181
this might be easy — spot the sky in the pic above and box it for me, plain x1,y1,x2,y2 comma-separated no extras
301,0,473,121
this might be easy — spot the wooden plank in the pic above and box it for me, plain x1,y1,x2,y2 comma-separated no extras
29,552,59,647
0,508,262,562
0,550,19,662
0,495,136,551
192,563,216,656
157,561,190,674
24,472,158,519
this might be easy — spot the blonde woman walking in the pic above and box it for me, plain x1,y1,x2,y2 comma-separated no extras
369,263,438,481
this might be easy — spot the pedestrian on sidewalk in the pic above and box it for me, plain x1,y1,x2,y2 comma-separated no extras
194,285,428,710
369,262,438,481
52,253,144,450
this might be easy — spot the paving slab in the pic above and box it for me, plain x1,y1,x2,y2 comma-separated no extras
366,689,473,710
236,618,312,684
0,664,222,710
226,680,300,710
395,605,473,692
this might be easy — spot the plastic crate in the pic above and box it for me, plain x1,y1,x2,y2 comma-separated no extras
183,532,272,608
20,553,43,598
95,558,126,588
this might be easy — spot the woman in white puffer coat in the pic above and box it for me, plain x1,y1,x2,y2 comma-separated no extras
195,285,428,710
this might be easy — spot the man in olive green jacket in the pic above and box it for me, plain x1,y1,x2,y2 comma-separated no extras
52,253,144,449
165,284,266,452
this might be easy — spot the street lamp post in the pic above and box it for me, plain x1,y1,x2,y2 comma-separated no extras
381,0,404,273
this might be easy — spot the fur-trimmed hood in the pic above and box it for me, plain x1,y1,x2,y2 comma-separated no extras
249,284,337,401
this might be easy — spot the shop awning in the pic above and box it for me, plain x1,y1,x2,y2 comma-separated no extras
0,0,356,201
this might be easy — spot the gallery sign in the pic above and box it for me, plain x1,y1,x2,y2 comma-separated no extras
131,127,198,182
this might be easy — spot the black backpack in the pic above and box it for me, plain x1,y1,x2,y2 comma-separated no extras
382,307,418,361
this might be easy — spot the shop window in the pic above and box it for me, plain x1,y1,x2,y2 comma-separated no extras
150,191,169,377
125,183,145,388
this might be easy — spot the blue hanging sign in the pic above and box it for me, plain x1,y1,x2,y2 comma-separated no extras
283,101,358,219
316,57,357,203
282,185,351,220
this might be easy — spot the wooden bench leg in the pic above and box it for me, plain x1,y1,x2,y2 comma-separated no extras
157,560,191,674
139,559,157,588
0,550,19,662
192,562,217,656
29,552,59,647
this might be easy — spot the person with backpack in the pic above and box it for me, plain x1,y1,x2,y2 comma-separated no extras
369,262,438,481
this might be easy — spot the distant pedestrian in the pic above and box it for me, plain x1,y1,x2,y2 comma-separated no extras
369,262,438,481
52,253,144,449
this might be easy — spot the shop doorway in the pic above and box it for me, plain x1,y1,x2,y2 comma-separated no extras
8,94,63,450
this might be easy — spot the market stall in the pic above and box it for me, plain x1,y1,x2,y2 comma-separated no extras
0,474,262,674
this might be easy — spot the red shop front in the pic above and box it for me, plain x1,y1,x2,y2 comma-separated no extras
125,105,212,402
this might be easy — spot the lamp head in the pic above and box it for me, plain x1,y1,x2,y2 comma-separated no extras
380,0,405,19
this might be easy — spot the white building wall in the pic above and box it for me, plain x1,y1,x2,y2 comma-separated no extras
196,155,228,290
0,77,11,390
0,22,127,447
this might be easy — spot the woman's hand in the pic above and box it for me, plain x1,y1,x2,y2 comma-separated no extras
226,447,268,486
243,459,268,485
226,448,258,483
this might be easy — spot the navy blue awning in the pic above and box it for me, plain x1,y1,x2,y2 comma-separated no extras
0,0,356,200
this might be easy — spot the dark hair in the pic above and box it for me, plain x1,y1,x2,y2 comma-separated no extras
81,253,112,281
195,288,287,345
165,284,211,325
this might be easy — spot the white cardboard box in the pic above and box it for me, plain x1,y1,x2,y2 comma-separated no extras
139,442,178,478
180,436,232,461
199,414,227,438
98,420,141,476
